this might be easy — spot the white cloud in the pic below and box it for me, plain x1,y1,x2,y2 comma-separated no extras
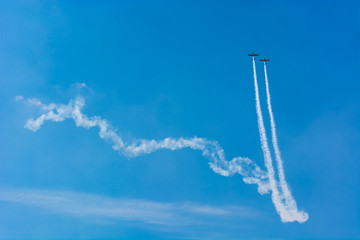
0,188,257,225
14,95,24,101
69,82,93,92
73,82,87,89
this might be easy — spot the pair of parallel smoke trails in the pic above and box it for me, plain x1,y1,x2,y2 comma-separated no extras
20,54,308,223
251,55,308,223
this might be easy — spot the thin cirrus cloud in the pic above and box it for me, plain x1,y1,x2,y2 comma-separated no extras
0,188,258,225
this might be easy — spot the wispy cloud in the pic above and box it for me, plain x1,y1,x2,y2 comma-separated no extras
73,82,87,89
70,82,93,92
0,188,258,225
14,95,24,101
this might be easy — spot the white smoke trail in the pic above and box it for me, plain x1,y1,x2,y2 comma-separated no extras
262,63,308,222
263,63,290,199
251,57,287,220
17,61,309,223
251,57,308,222
21,96,270,195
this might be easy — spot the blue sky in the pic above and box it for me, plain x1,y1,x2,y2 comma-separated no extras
0,0,359,239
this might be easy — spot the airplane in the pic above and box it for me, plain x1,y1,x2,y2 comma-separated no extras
248,52,259,57
259,57,270,63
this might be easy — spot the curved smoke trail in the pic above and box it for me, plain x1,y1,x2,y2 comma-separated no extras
262,63,308,222
17,61,308,223
21,97,270,195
